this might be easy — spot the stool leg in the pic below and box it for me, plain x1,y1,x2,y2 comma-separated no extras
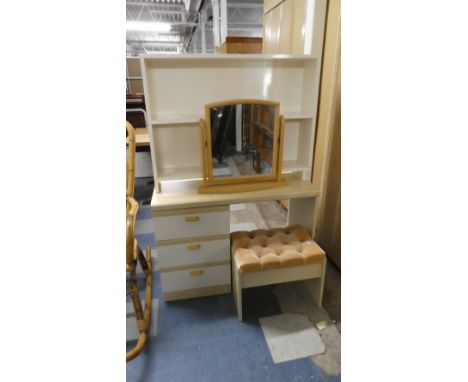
232,265,243,321
305,260,327,308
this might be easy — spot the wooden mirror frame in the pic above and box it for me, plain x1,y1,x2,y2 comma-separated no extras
198,99,287,194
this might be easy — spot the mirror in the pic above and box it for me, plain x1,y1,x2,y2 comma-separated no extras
198,99,287,193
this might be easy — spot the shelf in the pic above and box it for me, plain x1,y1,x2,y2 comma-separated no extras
151,112,312,126
157,166,202,181
142,53,320,61
152,115,200,125
283,112,313,120
282,160,310,173
158,163,309,180
158,162,308,180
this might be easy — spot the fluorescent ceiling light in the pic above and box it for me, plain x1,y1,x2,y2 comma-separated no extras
126,21,171,33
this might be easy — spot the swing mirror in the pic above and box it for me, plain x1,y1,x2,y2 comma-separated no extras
198,99,287,194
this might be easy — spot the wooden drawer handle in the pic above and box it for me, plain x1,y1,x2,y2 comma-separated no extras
187,244,201,251
185,215,200,222
190,269,204,276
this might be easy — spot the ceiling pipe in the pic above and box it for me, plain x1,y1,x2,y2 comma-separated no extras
219,0,227,45
184,0,206,52
211,0,220,48
200,8,207,53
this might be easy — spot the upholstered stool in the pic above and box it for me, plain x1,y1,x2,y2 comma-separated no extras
231,225,326,321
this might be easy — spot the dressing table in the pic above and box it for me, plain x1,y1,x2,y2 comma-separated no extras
141,54,323,301
151,175,320,301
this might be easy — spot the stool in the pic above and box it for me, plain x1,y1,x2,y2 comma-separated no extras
231,225,326,321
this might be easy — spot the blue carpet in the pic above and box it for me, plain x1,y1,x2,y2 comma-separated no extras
136,205,153,221
127,269,340,382
135,233,156,250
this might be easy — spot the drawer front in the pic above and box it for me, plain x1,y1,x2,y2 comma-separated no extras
153,207,229,241
157,238,230,271
160,264,231,293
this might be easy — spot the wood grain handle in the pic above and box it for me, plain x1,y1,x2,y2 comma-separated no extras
187,244,201,250
185,215,200,222
190,269,204,276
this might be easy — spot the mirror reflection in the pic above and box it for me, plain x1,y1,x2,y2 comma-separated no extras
210,103,275,178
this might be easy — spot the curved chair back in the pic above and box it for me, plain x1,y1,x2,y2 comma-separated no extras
126,196,138,267
126,121,136,198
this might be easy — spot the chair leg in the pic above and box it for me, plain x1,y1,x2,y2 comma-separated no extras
305,260,327,308
235,278,243,321
232,263,243,321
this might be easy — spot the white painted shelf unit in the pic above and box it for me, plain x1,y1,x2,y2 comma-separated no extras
140,54,322,191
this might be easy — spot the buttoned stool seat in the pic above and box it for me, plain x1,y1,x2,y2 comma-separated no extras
231,225,326,321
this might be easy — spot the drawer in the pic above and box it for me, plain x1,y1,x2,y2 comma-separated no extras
157,237,230,271
153,206,229,241
160,264,231,293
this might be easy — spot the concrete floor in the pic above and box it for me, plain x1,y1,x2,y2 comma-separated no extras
322,261,341,333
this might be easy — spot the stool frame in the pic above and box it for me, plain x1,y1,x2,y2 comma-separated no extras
232,255,326,321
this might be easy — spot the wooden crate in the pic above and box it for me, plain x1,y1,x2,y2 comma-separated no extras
216,37,263,54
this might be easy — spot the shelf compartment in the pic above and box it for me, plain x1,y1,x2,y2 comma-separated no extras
282,118,314,170
152,123,202,182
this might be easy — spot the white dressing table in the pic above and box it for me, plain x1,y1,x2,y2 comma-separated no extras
141,54,323,301
151,175,320,301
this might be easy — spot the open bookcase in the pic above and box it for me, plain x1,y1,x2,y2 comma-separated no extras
140,54,322,193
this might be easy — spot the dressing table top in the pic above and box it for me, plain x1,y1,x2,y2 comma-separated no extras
151,175,320,212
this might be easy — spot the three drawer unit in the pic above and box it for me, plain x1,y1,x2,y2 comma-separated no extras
153,205,231,301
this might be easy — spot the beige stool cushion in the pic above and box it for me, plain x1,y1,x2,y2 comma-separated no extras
231,225,325,273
